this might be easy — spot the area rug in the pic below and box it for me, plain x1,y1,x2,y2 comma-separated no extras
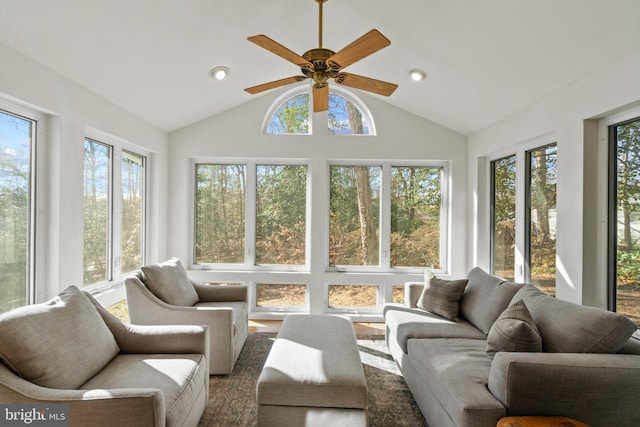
197,332,427,426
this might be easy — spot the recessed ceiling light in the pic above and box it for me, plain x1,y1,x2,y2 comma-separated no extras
209,66,229,81
410,69,426,81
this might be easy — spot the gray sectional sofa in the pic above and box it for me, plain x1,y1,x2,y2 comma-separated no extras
384,267,640,427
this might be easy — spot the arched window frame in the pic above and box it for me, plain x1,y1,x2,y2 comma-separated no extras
262,83,376,136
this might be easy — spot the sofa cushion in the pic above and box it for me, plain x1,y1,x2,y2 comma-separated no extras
512,284,637,353
79,353,206,425
417,276,468,321
0,286,120,389
142,257,199,306
384,305,487,353
460,267,526,334
406,338,505,427
486,299,542,360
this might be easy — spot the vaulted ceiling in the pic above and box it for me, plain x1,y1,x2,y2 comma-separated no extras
1,0,639,135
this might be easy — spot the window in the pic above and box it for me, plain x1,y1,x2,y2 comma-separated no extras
526,144,557,295
330,165,380,266
256,165,307,265
83,139,112,286
0,108,36,312
391,166,442,268
609,117,640,325
121,151,146,273
328,284,378,312
328,94,370,135
83,137,147,287
195,164,246,264
329,162,448,270
194,162,308,267
267,93,310,135
265,87,373,135
491,155,516,281
256,284,307,309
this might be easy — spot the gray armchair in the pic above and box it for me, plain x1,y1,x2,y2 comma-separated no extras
124,258,248,375
0,285,209,427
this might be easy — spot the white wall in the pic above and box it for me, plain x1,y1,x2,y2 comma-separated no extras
468,48,640,307
0,42,168,305
168,86,468,319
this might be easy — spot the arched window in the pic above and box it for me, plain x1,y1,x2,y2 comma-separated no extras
264,86,374,135
267,93,310,135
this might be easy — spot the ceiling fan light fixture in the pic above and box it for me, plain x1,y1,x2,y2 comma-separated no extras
410,69,426,81
209,66,229,80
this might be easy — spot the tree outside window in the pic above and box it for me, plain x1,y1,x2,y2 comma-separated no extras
612,118,640,325
0,110,33,312
491,155,516,281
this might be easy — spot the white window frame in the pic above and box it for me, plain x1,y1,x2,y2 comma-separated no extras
84,127,149,293
0,98,47,307
262,84,376,136
190,157,312,272
325,159,450,274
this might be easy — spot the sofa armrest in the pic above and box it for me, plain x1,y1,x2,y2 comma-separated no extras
404,282,424,308
0,363,165,426
114,324,209,355
125,276,235,323
83,290,209,355
192,282,248,302
488,352,640,426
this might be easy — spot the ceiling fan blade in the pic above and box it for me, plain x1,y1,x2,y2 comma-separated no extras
247,35,313,68
244,76,308,94
313,84,328,112
334,73,398,96
326,29,390,70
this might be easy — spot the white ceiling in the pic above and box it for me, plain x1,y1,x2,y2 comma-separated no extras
1,0,639,135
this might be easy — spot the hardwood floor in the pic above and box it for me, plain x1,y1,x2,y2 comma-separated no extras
249,319,385,336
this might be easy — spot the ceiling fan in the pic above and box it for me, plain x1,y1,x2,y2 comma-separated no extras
244,0,398,112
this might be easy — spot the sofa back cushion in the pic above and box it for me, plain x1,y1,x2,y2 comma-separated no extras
459,267,526,334
511,284,637,353
141,257,200,306
0,286,120,389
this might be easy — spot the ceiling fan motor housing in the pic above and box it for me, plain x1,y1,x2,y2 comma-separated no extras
302,48,339,87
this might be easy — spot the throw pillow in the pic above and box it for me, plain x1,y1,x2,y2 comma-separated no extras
510,284,637,353
486,299,542,361
0,286,120,389
141,257,200,306
417,275,469,321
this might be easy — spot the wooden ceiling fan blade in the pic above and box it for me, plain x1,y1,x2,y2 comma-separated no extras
313,84,328,112
247,35,313,68
326,29,390,70
334,73,398,96
245,76,308,94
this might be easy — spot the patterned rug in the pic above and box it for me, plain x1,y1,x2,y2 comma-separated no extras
197,332,427,426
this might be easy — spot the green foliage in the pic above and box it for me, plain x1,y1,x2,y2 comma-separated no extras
268,94,309,134
195,164,246,263
256,165,307,264
0,112,30,311
617,248,640,285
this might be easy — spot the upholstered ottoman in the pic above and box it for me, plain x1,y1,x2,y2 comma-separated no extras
256,314,368,427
